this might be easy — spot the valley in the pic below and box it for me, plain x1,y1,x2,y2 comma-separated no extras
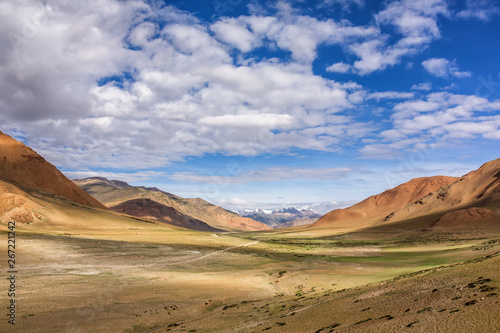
1,205,499,332
3,1,500,331
1,130,499,332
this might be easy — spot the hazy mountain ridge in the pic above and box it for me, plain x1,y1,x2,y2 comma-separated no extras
274,217,320,228
74,177,271,232
111,198,221,232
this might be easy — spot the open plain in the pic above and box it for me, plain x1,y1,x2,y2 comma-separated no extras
1,192,499,332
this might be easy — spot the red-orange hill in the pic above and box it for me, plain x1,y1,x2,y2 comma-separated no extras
384,157,500,228
313,176,458,227
313,158,500,229
0,130,106,209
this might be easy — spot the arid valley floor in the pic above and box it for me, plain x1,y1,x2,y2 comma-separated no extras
1,199,500,332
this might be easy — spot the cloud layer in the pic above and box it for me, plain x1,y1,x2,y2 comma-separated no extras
0,0,498,174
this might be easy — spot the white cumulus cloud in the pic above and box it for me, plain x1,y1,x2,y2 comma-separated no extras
422,58,471,78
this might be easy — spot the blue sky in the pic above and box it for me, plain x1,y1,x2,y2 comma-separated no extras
1,0,499,213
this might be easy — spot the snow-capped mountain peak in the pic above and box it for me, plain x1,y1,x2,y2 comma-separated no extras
240,208,272,216
238,206,322,228
240,206,321,217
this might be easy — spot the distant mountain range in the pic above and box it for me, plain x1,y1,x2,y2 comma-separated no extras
74,177,271,232
0,130,270,232
239,207,322,228
1,128,499,234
